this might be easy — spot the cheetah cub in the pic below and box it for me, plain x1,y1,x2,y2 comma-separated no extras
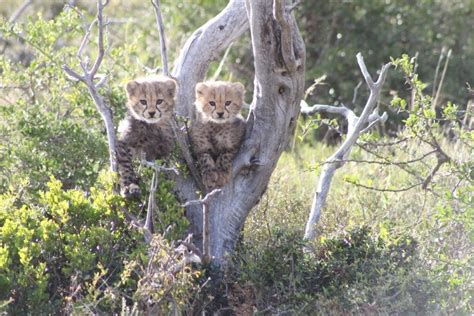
190,81,246,191
117,76,176,197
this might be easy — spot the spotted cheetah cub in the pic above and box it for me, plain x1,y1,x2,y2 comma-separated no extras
117,76,176,197
190,81,246,191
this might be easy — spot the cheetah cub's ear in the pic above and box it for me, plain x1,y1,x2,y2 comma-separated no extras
195,82,209,97
231,82,245,100
125,80,139,98
160,77,177,99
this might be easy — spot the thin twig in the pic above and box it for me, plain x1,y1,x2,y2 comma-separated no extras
432,48,451,111
182,188,221,265
151,0,169,76
350,181,423,193
150,0,203,195
90,0,108,78
352,81,363,104
8,0,33,23
360,111,388,133
358,137,409,147
77,19,97,61
421,151,450,190
357,143,427,181
171,116,205,192
312,149,437,167
182,189,222,207
432,47,446,101
144,171,157,242
141,160,179,174
304,74,327,100
140,160,180,242
211,42,234,81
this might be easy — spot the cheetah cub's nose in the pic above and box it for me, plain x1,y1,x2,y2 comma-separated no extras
217,112,224,118
149,111,156,118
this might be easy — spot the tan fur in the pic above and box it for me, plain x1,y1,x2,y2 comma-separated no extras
190,81,246,191
117,76,176,197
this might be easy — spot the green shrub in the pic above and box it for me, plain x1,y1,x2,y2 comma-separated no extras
234,226,434,314
0,173,147,313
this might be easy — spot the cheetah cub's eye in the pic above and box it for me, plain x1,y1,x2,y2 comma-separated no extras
225,101,232,106
156,99,163,105
209,101,216,107
140,99,147,105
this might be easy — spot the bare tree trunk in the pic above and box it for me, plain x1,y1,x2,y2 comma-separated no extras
170,0,249,247
171,0,305,265
208,0,304,265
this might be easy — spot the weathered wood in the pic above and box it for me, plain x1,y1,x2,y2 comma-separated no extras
208,0,306,264
172,0,248,119
171,0,249,248
62,0,117,173
171,0,305,265
302,53,391,241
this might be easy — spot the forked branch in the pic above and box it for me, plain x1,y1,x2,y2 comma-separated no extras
183,189,222,264
303,53,391,241
62,0,116,172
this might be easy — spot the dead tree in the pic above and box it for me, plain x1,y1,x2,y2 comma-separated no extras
171,0,305,266
302,53,391,241
64,0,305,266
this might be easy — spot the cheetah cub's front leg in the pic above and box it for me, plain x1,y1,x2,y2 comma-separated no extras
215,150,237,187
198,153,220,190
191,81,246,192
117,76,177,198
116,140,140,196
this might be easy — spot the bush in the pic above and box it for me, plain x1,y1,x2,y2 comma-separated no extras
233,226,434,314
0,173,146,313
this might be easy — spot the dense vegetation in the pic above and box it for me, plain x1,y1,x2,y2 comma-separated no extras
1,0,472,314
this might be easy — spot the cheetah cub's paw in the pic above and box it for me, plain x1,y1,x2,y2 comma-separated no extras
202,170,220,191
121,183,141,199
215,170,231,188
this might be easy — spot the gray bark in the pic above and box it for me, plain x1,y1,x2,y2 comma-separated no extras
172,0,249,119
170,0,249,247
302,53,391,241
171,0,305,265
62,0,117,173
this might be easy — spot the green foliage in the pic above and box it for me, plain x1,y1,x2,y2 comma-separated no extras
0,10,109,192
0,1,472,314
234,226,432,314
0,173,146,313
299,0,473,114
131,234,201,314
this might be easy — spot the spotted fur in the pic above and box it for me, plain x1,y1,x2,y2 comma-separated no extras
190,81,246,191
117,76,176,197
